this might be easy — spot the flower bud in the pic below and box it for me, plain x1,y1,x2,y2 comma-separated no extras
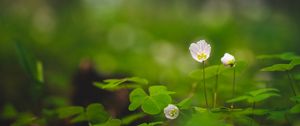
221,53,235,67
164,104,179,120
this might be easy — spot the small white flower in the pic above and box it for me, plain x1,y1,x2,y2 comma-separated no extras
164,104,179,120
221,53,235,67
189,40,211,62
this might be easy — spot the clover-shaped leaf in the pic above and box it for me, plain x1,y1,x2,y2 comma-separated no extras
86,103,109,124
129,88,148,111
57,103,109,124
129,86,173,115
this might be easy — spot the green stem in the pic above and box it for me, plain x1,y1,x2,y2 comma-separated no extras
213,65,221,108
286,71,297,97
231,67,236,109
202,61,209,109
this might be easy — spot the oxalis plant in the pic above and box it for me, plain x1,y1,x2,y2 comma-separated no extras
6,41,300,126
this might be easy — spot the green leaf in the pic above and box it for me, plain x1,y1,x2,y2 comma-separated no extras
1,104,18,119
142,94,171,114
11,113,36,126
228,88,280,104
129,88,148,111
194,107,208,113
186,112,229,126
86,103,109,124
121,113,145,125
261,58,300,72
177,97,192,109
261,64,292,72
57,106,84,118
226,96,249,103
127,77,149,85
94,118,122,126
94,77,148,90
290,58,300,68
235,108,269,115
257,52,299,61
128,86,173,115
149,85,175,95
138,121,163,126
290,104,300,114
247,88,279,96
141,97,161,114
15,42,37,81
189,65,224,80
250,93,280,102
15,42,44,84
290,95,300,102
267,110,287,121
94,82,118,89
70,113,86,123
210,107,239,113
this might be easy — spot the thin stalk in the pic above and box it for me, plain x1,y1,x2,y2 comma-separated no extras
251,102,256,126
202,61,209,109
230,67,236,109
213,65,221,108
286,71,297,97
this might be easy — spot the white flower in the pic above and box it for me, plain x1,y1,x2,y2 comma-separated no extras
221,53,235,67
164,104,179,120
189,40,211,62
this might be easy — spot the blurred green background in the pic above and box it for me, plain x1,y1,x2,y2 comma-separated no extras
1,0,300,125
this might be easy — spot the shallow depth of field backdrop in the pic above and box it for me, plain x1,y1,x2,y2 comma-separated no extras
1,0,300,126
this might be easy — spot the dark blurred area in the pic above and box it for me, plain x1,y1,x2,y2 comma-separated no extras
1,0,300,125
72,59,129,117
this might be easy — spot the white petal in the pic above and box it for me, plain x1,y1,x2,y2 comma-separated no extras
189,43,200,55
189,43,202,62
197,40,211,59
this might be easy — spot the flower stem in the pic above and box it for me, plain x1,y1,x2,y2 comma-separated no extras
202,61,209,109
286,71,297,97
230,67,236,109
213,65,221,108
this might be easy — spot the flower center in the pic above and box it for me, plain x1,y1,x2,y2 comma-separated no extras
197,53,207,61
169,108,177,117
